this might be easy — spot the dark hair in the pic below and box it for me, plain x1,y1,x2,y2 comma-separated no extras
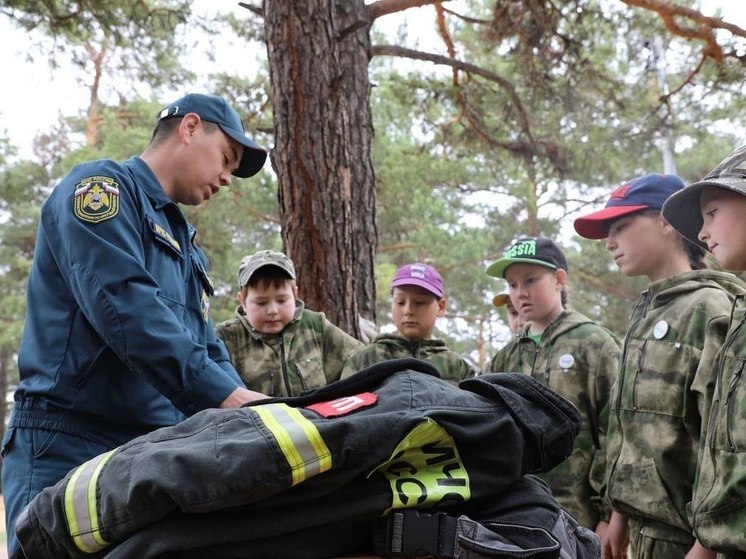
149,117,219,146
242,265,295,293
682,238,707,270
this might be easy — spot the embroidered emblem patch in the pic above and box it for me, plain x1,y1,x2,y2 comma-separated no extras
307,393,378,417
74,176,119,223
201,290,210,323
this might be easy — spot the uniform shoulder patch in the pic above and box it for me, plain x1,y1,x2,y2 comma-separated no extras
74,176,120,223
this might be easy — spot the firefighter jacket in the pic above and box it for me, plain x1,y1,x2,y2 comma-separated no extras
340,333,476,385
487,309,620,529
693,293,746,553
15,359,592,559
216,300,363,397
604,270,744,540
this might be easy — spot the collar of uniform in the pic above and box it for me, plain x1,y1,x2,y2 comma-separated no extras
125,157,175,210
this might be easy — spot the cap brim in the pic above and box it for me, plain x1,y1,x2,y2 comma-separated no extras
660,178,746,250
486,258,556,278
390,278,443,298
573,205,649,239
219,125,268,178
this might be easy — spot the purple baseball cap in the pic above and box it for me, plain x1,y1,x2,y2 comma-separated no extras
391,263,444,298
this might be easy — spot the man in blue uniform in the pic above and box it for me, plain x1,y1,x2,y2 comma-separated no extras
1,93,268,557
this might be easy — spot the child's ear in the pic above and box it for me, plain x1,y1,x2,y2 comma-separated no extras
292,283,299,298
437,297,447,317
555,269,568,288
237,290,245,304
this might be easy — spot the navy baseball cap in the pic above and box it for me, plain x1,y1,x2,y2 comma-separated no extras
573,173,685,239
157,93,267,178
486,237,568,278
663,144,746,248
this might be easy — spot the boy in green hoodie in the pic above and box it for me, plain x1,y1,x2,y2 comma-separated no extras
216,250,363,397
341,263,475,385
662,145,746,559
575,173,745,559
485,236,620,534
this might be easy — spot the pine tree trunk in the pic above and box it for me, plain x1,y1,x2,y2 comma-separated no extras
264,0,378,338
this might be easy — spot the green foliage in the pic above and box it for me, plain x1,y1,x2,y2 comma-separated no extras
1,0,194,89
1,0,744,377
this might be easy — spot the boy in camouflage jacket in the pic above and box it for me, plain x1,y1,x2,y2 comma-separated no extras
575,173,745,559
663,145,746,558
485,236,620,533
341,263,475,385
216,250,363,397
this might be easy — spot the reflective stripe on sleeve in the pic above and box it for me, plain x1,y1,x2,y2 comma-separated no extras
252,403,332,485
64,449,117,553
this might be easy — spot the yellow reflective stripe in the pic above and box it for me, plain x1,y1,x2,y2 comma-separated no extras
253,404,331,485
63,449,116,553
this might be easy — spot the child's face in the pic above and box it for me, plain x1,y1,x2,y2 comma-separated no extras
391,285,446,341
239,280,297,334
505,264,564,331
605,212,667,278
699,186,746,271
505,300,525,334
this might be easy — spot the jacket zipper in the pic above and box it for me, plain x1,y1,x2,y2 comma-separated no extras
726,360,746,450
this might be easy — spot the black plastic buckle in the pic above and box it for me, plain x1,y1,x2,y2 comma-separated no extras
386,509,444,557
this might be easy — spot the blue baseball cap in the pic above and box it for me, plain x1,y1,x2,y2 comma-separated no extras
157,93,267,178
573,173,685,239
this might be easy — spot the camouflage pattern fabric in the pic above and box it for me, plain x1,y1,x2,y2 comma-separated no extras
487,308,620,529
693,293,746,553
627,517,694,559
216,300,363,397
604,270,746,552
340,333,476,386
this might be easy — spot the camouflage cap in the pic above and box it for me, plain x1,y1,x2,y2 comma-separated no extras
238,250,296,288
662,144,746,248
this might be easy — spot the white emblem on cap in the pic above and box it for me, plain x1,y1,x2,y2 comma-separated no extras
558,354,574,370
653,320,668,339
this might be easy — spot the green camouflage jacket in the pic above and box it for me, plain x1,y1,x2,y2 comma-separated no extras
604,270,745,538
693,292,746,553
340,333,475,385
487,308,620,529
216,301,363,397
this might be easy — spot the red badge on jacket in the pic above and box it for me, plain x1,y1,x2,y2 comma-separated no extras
307,393,378,417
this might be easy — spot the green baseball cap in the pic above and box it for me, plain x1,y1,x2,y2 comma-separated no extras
238,250,296,288
486,237,568,278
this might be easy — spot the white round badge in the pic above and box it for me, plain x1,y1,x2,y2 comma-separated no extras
653,320,669,340
558,354,575,370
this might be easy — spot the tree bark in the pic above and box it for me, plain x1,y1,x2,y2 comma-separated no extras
264,0,378,338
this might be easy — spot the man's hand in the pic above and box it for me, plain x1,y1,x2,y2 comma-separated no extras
219,386,268,408
602,511,629,559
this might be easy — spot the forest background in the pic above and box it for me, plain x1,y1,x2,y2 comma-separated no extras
0,0,745,430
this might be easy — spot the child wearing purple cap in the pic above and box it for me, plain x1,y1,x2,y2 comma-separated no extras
574,173,745,559
340,263,475,385
662,145,746,557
